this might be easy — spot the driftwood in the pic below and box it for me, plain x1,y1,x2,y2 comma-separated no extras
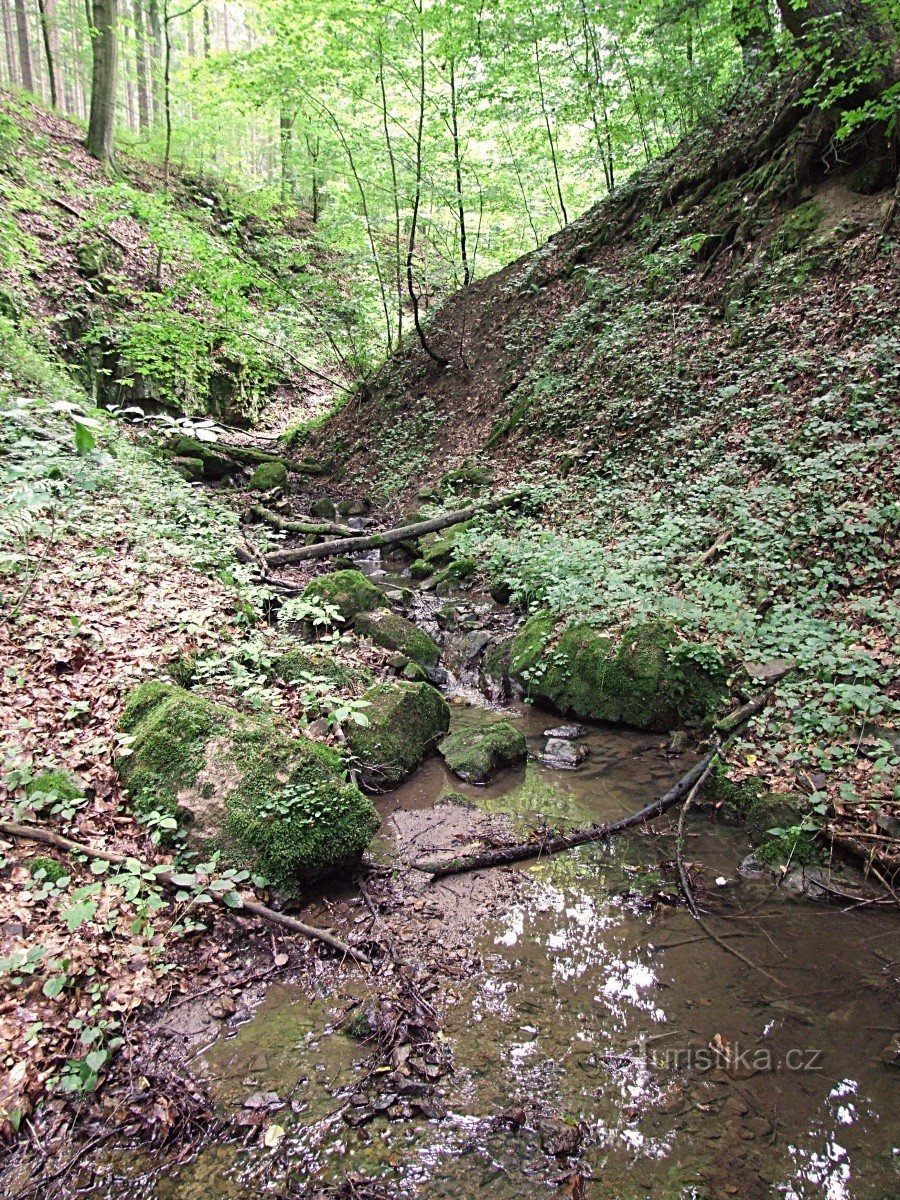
412,745,726,878
0,821,368,963
264,491,526,567
248,504,362,539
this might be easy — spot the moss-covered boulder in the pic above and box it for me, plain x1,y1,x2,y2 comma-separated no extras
417,522,471,569
172,456,205,482
510,614,727,732
354,610,440,669
345,681,450,791
269,647,357,689
481,636,515,701
250,460,288,490
117,682,378,881
25,768,86,804
439,720,527,784
171,436,235,479
301,570,388,626
310,497,337,519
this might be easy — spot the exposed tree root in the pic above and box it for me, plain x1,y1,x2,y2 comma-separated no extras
247,504,363,538
0,821,369,964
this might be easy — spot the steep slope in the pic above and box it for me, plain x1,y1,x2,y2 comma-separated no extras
311,73,899,871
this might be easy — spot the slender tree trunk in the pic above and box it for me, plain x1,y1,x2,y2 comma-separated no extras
36,0,60,106
279,105,295,201
86,0,118,163
13,0,34,92
377,40,403,344
68,0,86,115
1,0,18,85
147,0,161,121
532,35,568,227
448,57,470,287
133,0,150,130
500,124,540,248
305,131,319,222
406,6,448,366
201,0,208,54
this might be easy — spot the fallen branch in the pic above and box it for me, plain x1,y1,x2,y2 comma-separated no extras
264,491,526,567
248,504,362,539
412,744,727,878
0,821,368,964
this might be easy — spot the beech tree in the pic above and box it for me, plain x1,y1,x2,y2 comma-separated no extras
86,0,119,163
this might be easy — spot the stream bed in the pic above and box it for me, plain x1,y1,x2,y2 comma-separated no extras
84,699,898,1200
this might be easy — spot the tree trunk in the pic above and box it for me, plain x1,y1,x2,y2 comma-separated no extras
36,0,60,106
133,0,150,131
1,0,18,85
533,34,568,227
377,39,403,343
86,0,118,164
147,0,161,121
13,0,33,91
448,57,470,287
279,106,295,201
775,0,899,104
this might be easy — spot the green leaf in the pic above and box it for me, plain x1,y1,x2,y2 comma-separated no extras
85,1050,108,1073
42,975,67,998
222,890,244,909
74,421,96,456
61,900,98,932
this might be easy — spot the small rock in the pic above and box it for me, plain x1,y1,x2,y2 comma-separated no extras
666,729,691,754
539,1116,582,1157
207,992,237,1020
411,1097,447,1120
880,1033,900,1069
243,1091,284,1111
542,738,589,771
343,1105,376,1126
542,724,587,739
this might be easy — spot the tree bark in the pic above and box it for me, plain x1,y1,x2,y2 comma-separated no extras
133,0,150,131
13,0,33,92
1,0,18,85
86,0,118,164
262,492,525,568
36,0,60,106
448,57,470,287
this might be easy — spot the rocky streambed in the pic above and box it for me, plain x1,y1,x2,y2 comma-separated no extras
75,554,899,1200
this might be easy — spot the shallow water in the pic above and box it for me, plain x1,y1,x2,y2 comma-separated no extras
82,702,899,1199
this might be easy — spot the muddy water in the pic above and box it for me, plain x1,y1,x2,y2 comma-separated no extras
85,700,899,1200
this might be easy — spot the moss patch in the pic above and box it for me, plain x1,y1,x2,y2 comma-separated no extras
25,768,85,803
171,436,234,479
510,617,727,731
301,569,388,625
269,647,356,688
440,720,527,784
346,681,450,791
29,856,69,882
250,460,288,490
117,682,378,881
354,610,440,668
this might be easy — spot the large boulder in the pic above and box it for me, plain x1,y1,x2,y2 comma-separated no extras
510,614,727,732
439,720,527,784
345,681,450,791
354,610,440,669
117,682,378,882
301,569,388,626
249,460,288,490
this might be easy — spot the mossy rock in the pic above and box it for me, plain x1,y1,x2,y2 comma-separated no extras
117,682,378,881
772,201,823,254
310,497,337,520
269,647,357,689
301,570,388,625
171,436,234,479
402,661,429,683
418,521,472,568
25,768,85,803
439,720,527,784
354,610,440,668
337,498,370,517
481,636,515,700
409,558,432,580
346,681,450,791
172,456,205,482
510,615,727,732
441,464,493,493
75,240,121,278
250,460,288,490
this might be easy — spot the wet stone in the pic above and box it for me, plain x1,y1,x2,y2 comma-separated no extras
539,1116,582,1157
543,724,588,739
542,737,590,771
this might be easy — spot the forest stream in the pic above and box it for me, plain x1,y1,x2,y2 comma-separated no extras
76,562,899,1200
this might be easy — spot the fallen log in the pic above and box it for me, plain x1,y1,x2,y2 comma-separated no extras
264,490,526,567
0,821,368,964
412,744,726,878
248,504,362,538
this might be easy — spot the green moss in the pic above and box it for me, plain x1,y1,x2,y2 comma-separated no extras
224,732,378,878
354,610,440,668
705,760,767,820
346,681,450,790
441,465,492,493
511,617,727,731
402,661,429,682
172,436,234,479
309,497,337,519
269,647,355,688
418,521,472,568
301,569,388,625
117,683,224,817
29,856,69,882
409,558,432,580
250,460,288,490
172,456,205,482
772,201,823,254
25,768,85,802
440,720,527,784
117,682,378,881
